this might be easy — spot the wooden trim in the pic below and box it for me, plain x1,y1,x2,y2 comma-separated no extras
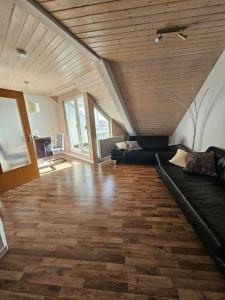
15,0,100,62
83,93,98,162
0,89,39,194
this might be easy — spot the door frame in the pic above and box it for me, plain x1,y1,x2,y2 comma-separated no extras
0,88,39,194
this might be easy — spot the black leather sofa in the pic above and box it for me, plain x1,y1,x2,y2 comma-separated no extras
111,135,169,164
156,146,225,276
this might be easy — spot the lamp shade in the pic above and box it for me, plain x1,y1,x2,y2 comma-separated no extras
28,102,40,113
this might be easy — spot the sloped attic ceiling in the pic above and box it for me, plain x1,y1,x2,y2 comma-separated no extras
0,0,124,127
0,1,93,95
36,0,225,135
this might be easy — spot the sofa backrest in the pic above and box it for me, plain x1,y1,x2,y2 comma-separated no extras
207,146,225,159
207,146,225,181
128,136,168,149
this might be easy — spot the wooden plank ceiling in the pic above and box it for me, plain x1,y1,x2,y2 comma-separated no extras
0,0,93,95
37,0,225,134
0,0,123,125
0,0,94,96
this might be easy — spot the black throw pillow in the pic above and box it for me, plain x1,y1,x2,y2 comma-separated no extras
184,151,217,177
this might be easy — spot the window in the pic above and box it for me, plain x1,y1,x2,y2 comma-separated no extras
94,107,111,140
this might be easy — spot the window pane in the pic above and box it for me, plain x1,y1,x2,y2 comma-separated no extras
0,97,30,172
94,108,110,140
64,101,80,151
76,96,89,153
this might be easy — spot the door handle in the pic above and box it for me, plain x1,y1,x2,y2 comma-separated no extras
25,134,32,142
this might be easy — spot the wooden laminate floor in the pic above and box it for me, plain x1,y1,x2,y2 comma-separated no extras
0,160,225,299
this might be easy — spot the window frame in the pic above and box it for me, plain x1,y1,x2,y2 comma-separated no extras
93,104,112,140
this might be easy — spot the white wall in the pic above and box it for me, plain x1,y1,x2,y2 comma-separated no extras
171,51,225,151
24,94,59,145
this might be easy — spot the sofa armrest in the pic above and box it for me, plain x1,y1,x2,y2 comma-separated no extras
111,147,124,157
156,151,176,166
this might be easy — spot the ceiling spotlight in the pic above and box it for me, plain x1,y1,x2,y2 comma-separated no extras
155,26,188,44
155,34,163,44
16,49,28,58
177,30,188,41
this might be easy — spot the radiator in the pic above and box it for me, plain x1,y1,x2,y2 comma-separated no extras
97,135,125,159
0,217,8,258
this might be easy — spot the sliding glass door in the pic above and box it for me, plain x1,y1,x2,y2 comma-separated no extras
64,100,80,152
64,96,89,155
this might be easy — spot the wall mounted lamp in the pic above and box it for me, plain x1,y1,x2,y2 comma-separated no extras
28,102,40,113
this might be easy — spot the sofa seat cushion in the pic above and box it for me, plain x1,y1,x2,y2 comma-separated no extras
162,165,225,247
144,148,170,152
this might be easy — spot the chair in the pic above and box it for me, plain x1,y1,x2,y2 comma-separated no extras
34,137,55,170
53,133,64,153
34,137,53,159
52,133,66,163
34,135,66,172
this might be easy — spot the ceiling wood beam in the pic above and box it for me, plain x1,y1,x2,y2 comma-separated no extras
95,58,136,135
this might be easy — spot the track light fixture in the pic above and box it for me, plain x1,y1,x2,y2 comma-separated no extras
16,49,28,58
154,26,188,44
177,29,188,41
155,34,163,44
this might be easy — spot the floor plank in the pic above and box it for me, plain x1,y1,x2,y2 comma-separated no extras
0,160,225,299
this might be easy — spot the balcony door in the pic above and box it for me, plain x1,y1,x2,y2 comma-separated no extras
64,95,89,155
